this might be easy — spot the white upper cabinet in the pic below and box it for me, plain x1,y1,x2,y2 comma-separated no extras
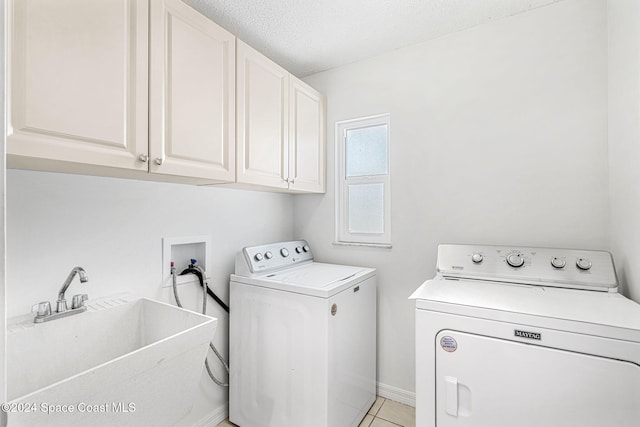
236,40,325,193
289,77,326,193
236,40,290,190
7,0,149,171
149,0,235,182
7,1,323,191
8,0,235,184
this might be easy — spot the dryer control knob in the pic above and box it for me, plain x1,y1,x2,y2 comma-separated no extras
303,245,310,252
296,246,303,253
265,251,273,259
471,253,484,263
506,253,525,268
254,253,264,262
576,258,592,271
281,248,290,257
551,257,566,269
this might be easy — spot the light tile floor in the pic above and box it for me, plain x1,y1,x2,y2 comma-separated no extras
216,396,416,427
361,397,415,427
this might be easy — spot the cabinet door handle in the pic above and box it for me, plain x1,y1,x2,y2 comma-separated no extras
138,154,149,163
155,157,163,166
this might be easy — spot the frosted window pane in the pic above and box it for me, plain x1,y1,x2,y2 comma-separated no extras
345,124,388,177
348,183,384,234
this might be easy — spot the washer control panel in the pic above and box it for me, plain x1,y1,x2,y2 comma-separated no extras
436,244,618,292
236,240,313,276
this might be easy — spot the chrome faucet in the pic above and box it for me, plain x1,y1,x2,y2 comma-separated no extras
57,266,88,312
32,266,89,323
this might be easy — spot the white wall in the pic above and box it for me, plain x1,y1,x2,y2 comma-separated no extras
6,169,293,424
608,0,640,303
295,0,609,396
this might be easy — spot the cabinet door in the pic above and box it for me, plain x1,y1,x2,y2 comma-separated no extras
149,0,235,182
289,77,326,193
7,0,148,170
236,40,289,189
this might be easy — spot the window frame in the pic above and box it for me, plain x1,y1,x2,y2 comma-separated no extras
335,114,391,247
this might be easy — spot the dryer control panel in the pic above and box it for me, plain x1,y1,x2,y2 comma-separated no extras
235,240,314,276
436,244,618,292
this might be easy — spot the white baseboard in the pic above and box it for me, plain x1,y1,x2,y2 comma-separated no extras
377,382,416,408
191,403,228,427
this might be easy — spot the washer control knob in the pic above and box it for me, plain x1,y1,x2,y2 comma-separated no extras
506,252,525,268
550,257,566,269
296,246,303,253
471,253,484,263
254,253,264,262
576,258,592,271
281,248,289,257
303,245,310,252
265,251,273,260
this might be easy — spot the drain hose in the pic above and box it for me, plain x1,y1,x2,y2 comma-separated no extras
179,266,229,313
171,264,229,387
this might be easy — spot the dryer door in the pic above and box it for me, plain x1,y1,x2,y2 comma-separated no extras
435,330,640,427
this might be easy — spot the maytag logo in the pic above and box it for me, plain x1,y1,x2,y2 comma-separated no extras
514,329,541,340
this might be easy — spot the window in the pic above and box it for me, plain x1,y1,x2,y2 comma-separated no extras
336,114,391,246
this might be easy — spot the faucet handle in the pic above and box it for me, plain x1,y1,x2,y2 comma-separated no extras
31,301,52,317
71,294,88,309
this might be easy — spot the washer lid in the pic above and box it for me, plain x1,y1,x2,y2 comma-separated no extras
265,263,365,288
410,278,640,342
231,262,376,297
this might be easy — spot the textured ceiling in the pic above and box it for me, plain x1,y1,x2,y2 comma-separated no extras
184,0,564,77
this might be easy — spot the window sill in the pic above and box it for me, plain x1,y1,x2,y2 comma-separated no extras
333,241,392,249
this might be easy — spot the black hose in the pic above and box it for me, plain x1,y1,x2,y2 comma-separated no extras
179,267,230,313
172,265,229,387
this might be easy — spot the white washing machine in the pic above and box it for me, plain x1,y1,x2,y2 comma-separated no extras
229,240,376,427
410,244,640,427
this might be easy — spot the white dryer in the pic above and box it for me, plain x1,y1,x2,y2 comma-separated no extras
229,240,376,427
410,244,640,427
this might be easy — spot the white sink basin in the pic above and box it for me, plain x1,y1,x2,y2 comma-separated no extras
6,296,217,426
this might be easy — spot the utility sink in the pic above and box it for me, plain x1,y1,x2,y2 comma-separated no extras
6,295,217,427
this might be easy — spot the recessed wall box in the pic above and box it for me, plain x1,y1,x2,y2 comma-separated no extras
162,236,212,287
